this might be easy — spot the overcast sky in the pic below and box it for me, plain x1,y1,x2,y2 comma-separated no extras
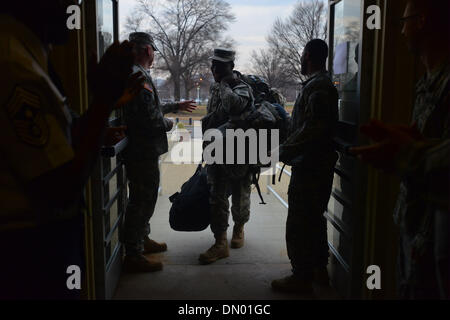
118,0,299,73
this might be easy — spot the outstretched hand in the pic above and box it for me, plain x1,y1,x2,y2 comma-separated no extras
178,100,197,113
350,119,422,173
104,126,127,146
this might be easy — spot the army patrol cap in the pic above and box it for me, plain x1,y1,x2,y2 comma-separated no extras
210,48,235,63
129,32,158,51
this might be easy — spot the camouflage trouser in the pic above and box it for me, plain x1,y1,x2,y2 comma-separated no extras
286,162,335,278
122,157,160,256
397,209,449,299
207,164,252,235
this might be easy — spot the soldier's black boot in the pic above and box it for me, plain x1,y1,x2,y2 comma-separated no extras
313,267,330,286
143,237,168,254
271,274,313,294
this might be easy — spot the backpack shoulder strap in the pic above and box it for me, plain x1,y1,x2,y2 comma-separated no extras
251,169,266,205
278,163,287,182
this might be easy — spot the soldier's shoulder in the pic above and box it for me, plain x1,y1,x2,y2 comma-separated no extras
305,73,336,94
131,65,143,76
0,33,37,77
232,81,251,98
309,72,334,87
0,42,53,109
210,82,220,91
0,29,22,59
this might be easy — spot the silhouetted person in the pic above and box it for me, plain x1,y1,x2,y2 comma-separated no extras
199,48,254,264
0,1,141,299
352,0,450,299
121,32,196,273
272,39,338,294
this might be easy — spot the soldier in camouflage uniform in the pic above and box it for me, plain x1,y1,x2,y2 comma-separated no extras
352,0,449,299
199,48,254,265
122,32,196,272
272,39,339,294
269,88,287,108
0,2,138,298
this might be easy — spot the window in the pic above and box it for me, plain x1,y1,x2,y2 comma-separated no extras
97,0,115,56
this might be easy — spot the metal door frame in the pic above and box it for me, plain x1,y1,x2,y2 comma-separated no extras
327,0,377,298
85,0,126,300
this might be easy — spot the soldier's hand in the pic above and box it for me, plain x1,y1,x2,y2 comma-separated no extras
178,100,197,113
358,119,422,142
88,41,136,107
115,72,146,109
350,119,418,173
220,73,238,87
104,126,127,146
165,118,174,131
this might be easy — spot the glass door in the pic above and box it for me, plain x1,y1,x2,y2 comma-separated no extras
88,0,126,299
327,0,364,298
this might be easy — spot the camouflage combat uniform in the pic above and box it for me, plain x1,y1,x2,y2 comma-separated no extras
394,61,450,299
205,80,254,235
121,64,179,256
0,14,83,299
279,70,339,279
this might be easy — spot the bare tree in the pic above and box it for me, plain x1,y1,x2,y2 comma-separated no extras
122,9,145,36
182,36,234,99
267,0,327,82
249,48,298,101
249,48,292,88
124,0,235,100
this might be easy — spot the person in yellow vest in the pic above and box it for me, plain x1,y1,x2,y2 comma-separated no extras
0,2,141,299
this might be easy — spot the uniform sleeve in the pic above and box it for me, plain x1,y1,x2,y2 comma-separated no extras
279,86,337,162
127,87,167,137
219,82,250,116
396,88,450,196
161,102,179,115
163,117,173,132
206,83,218,114
0,82,74,183
395,139,449,210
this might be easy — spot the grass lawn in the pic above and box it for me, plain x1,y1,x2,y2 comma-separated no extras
166,105,207,120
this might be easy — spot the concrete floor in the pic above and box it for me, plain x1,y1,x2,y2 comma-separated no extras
113,193,339,300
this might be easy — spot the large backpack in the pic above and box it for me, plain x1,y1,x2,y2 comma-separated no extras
237,74,293,202
201,74,289,205
169,164,233,231
238,74,290,145
168,164,211,231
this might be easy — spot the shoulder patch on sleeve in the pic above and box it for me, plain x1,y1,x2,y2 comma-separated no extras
6,86,49,147
144,83,153,93
233,85,250,98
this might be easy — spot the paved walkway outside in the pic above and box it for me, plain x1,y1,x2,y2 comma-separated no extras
113,193,339,300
